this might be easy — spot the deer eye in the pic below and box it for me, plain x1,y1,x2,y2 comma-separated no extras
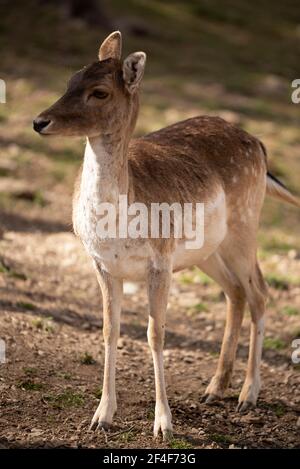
90,89,108,99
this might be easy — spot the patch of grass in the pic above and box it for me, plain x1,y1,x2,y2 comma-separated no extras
51,166,67,182
17,301,36,311
31,318,44,329
188,302,209,316
0,167,11,177
262,402,287,417
146,409,155,421
9,270,27,281
46,415,56,424
261,238,294,253
80,352,96,365
14,189,47,207
263,337,286,351
179,272,194,285
169,438,194,449
0,259,27,280
266,274,289,291
273,404,287,418
62,373,72,381
0,260,9,274
31,317,55,332
119,429,137,443
193,270,214,286
18,379,44,391
210,432,233,445
44,390,84,409
281,306,299,317
56,371,73,380
179,269,213,286
23,367,38,376
33,190,47,207
93,387,102,399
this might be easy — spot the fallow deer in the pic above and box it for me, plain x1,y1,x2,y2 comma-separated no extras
33,31,300,440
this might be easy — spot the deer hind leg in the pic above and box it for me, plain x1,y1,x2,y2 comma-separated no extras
147,257,173,441
198,253,246,402
198,242,267,410
237,261,267,412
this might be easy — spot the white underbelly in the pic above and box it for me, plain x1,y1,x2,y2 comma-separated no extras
85,238,153,281
78,188,227,280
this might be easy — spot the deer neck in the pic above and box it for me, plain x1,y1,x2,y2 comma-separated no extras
81,132,129,208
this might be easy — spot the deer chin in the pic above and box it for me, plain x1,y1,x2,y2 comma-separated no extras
39,125,84,137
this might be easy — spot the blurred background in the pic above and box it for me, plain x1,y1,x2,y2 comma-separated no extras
1,0,300,250
0,0,299,449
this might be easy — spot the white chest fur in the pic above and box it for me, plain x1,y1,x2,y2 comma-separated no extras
75,139,152,280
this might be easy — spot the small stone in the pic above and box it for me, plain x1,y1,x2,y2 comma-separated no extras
117,338,127,349
240,415,263,424
183,356,194,364
30,428,44,436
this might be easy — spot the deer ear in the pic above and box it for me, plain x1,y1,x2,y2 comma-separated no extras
98,31,122,61
123,52,146,93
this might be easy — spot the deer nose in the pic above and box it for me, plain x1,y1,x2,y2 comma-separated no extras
33,118,51,133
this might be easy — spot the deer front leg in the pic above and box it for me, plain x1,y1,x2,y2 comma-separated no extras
90,266,122,431
147,259,173,441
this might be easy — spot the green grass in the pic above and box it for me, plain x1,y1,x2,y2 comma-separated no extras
179,268,213,286
17,301,36,311
210,432,233,445
281,306,299,316
119,428,137,443
262,402,287,417
188,302,209,316
62,373,72,381
263,337,286,351
273,404,287,418
31,317,55,332
169,438,194,449
18,379,44,391
0,259,27,280
80,352,96,365
23,367,38,376
266,274,290,291
44,390,84,409
146,409,155,421
93,387,102,400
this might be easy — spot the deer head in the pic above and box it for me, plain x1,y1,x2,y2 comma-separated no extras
33,31,146,139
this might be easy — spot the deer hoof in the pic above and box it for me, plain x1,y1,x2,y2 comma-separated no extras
236,400,255,413
162,429,173,442
202,393,220,404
